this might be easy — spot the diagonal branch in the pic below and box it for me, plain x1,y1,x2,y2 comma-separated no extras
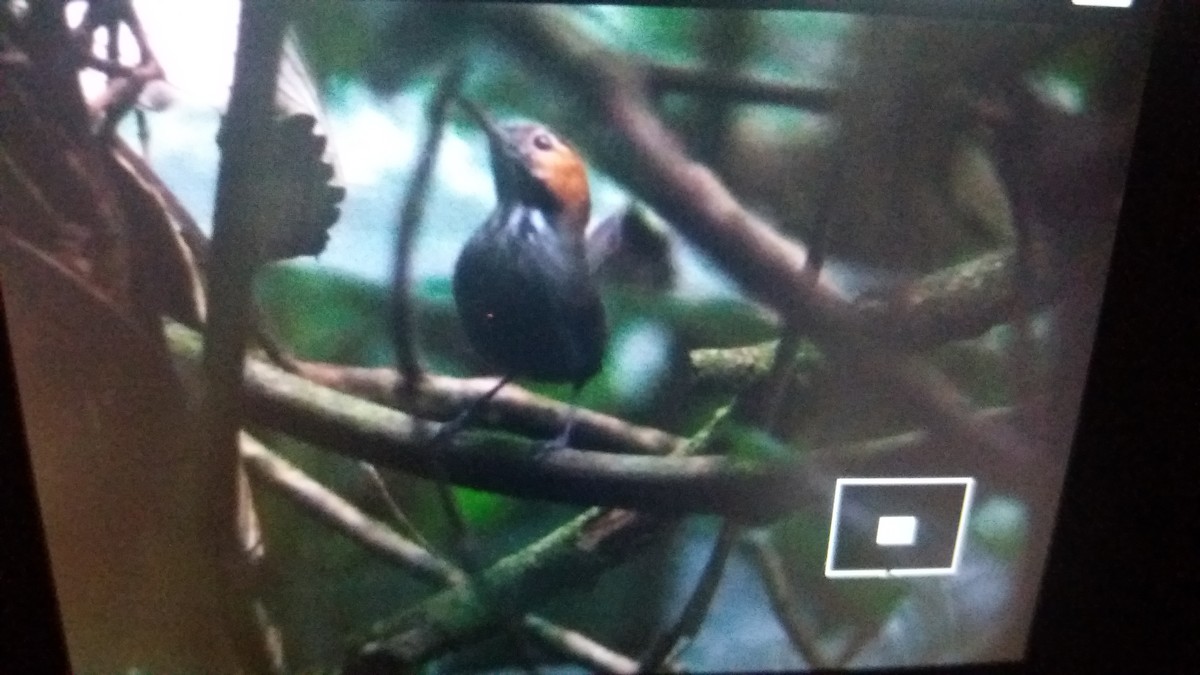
239,433,466,587
521,615,644,675
351,507,670,667
744,535,829,669
241,434,648,673
638,521,738,671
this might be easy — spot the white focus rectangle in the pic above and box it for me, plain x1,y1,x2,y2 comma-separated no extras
825,477,977,578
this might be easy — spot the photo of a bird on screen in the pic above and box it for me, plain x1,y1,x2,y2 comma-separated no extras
0,1,1156,673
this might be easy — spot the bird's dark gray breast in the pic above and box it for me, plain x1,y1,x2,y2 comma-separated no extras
452,210,606,387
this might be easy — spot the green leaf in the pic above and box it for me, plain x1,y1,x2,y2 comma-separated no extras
771,512,909,625
718,422,796,463
454,485,521,530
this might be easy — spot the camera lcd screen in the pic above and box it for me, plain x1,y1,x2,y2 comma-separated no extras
0,1,1159,672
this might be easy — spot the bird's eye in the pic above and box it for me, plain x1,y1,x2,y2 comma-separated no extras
532,133,554,151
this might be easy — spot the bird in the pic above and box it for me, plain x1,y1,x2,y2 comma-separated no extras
449,99,618,450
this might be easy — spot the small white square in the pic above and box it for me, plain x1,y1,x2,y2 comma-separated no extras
875,516,918,546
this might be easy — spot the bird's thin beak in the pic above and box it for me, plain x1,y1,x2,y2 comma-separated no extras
458,97,508,149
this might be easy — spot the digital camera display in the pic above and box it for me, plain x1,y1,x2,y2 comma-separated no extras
0,1,1156,672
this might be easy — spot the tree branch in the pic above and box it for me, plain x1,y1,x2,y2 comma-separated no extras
743,535,829,669
344,404,744,669
290,360,685,456
390,60,464,383
241,433,649,673
351,507,670,667
689,339,822,395
851,248,1052,348
645,62,837,111
638,521,738,671
522,615,644,675
201,2,289,671
167,322,951,520
239,433,467,588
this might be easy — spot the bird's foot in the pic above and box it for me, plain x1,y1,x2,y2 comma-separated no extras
429,411,471,448
531,425,573,459
530,436,566,460
532,403,581,459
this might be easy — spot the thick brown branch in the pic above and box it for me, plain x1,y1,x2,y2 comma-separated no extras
168,322,937,520
291,360,684,456
851,248,1052,348
645,62,837,111
201,2,289,672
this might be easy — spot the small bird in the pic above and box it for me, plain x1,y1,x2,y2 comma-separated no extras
451,99,617,449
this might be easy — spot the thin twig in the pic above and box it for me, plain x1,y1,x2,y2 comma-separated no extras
522,615,641,675
239,434,466,587
638,520,738,671
390,60,465,385
74,0,164,134
743,536,829,669
758,330,802,436
395,71,545,657
386,69,536,670
354,461,432,550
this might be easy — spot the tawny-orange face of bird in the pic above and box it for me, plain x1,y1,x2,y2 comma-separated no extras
459,100,591,234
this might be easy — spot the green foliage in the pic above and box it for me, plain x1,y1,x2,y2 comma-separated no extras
770,512,909,631
580,6,701,64
969,495,1028,560
454,485,520,530
292,2,375,92
719,421,797,464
